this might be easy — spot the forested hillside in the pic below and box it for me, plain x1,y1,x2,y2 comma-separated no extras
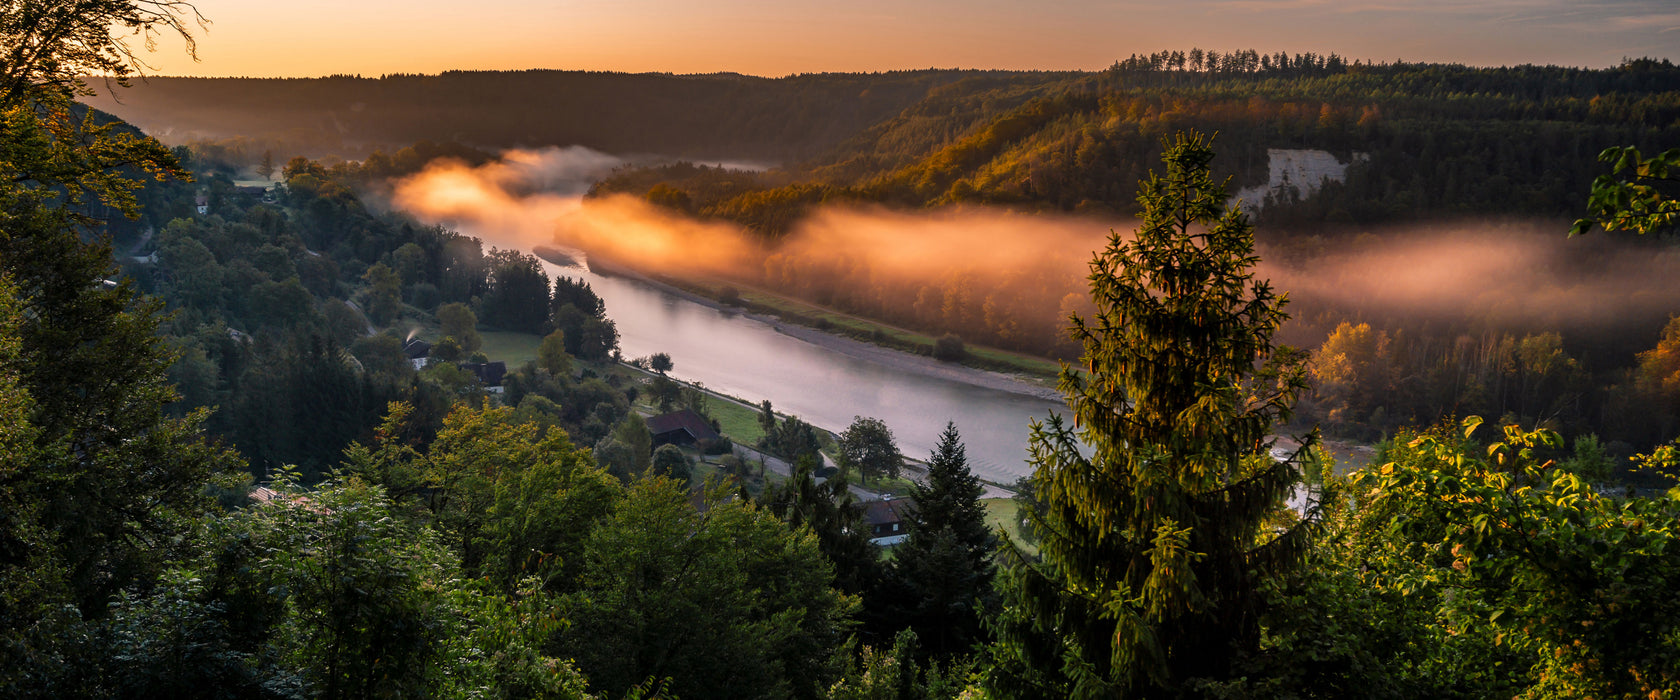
591,55,1680,232
81,69,1073,162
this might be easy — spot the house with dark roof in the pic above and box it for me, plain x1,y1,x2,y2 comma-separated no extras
403,339,431,370
646,409,720,447
461,361,507,390
862,498,912,547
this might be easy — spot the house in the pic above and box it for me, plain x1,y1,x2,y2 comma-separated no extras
403,338,431,369
646,408,720,447
461,361,507,390
862,498,912,547
194,193,209,214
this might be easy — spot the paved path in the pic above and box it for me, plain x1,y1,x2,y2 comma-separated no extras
731,443,1017,501
732,444,892,501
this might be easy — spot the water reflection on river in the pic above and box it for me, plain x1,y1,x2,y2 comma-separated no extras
532,256,1066,486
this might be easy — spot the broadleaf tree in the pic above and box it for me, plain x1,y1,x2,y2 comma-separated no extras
839,415,902,485
1570,145,1680,236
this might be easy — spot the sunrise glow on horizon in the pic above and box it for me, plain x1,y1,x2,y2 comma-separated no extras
133,0,1677,78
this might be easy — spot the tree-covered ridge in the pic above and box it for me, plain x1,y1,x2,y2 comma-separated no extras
81,69,1079,162
591,56,1680,232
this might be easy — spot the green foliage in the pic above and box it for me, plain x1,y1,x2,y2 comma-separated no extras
828,630,978,700
931,334,965,362
650,444,693,485
991,132,1312,697
1571,145,1680,236
643,183,693,213
1562,433,1617,483
1302,321,1592,443
759,399,777,434
1189,435,1531,699
431,335,466,363
425,405,620,581
680,381,712,419
0,0,203,104
760,413,824,465
0,15,255,690
648,374,682,412
1346,419,1680,697
349,332,412,382
481,249,551,334
538,329,572,376
551,277,618,361
230,332,370,480
235,479,454,696
611,413,653,473
104,475,598,699
889,423,997,658
360,263,402,327
2,192,244,619
1007,476,1042,546
437,301,482,353
553,477,857,700
759,457,883,600
346,403,623,595
840,416,903,484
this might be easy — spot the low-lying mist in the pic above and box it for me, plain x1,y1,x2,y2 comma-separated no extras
391,147,1680,365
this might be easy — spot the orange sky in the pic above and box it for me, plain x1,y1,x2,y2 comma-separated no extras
135,0,1677,77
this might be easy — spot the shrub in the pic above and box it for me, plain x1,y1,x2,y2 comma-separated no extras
700,436,735,456
933,333,965,361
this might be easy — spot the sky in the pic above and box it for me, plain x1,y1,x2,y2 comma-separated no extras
135,0,1678,78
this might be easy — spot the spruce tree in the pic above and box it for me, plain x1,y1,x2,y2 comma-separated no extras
990,132,1313,697
893,422,997,657
908,423,992,554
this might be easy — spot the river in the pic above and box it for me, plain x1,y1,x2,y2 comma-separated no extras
530,253,1067,486
401,147,1070,485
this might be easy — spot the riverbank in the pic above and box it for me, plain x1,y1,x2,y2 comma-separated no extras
610,360,1021,498
663,276,1068,395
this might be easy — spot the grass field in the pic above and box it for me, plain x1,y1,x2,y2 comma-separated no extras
983,497,1037,554
477,331,544,366
613,363,772,447
706,394,769,446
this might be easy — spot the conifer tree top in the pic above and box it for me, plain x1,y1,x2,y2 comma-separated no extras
993,131,1314,697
